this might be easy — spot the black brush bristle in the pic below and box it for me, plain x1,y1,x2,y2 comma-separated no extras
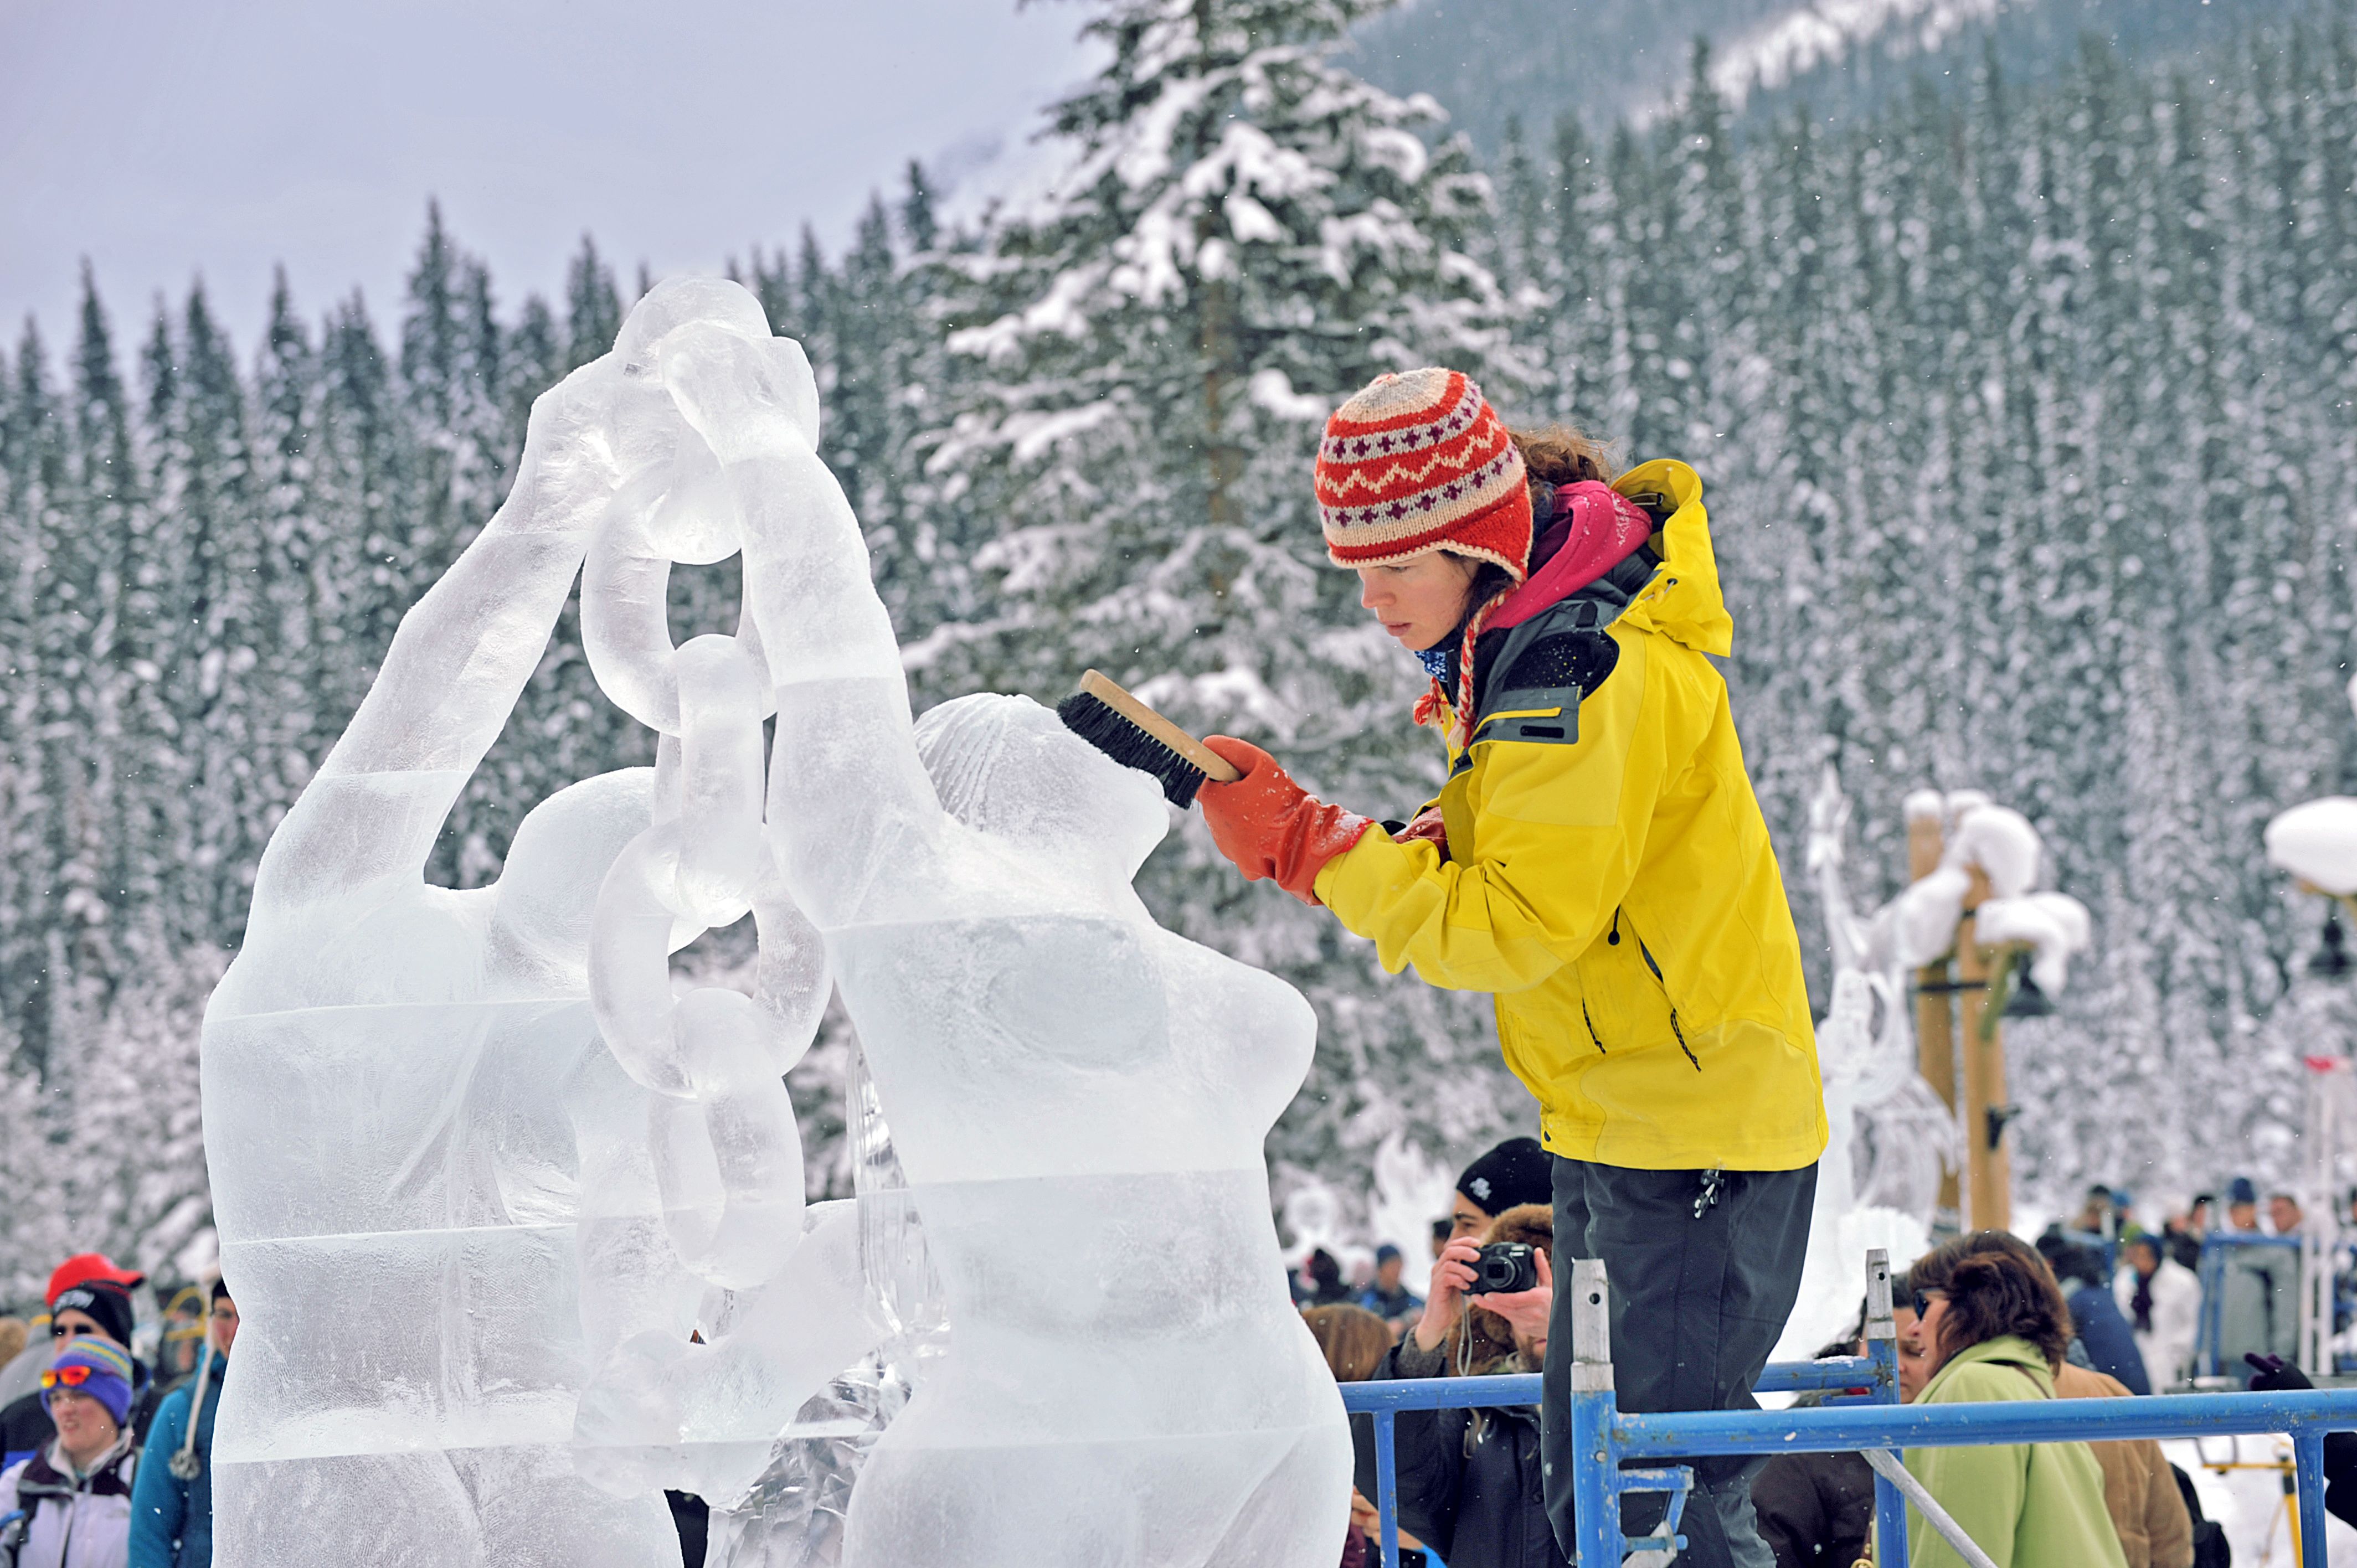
1056,689,1209,808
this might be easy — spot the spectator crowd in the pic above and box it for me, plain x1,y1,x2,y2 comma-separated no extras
1300,1149,2357,1568
0,1254,233,1568
0,1158,2341,1568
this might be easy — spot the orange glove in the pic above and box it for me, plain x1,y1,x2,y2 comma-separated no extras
1197,737,1373,906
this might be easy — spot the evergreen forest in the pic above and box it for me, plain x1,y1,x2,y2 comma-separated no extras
3,0,2356,1290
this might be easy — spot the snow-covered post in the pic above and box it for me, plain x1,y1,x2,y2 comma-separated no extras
1875,790,2091,1235
1953,863,2012,1233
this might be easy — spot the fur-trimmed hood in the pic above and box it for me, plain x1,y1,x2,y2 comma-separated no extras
1444,1202,1552,1376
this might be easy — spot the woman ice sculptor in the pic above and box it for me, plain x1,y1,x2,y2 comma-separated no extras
1195,368,1828,1567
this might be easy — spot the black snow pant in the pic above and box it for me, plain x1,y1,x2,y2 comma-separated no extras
1541,1157,1816,1568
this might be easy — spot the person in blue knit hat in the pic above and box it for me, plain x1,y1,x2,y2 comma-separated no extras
0,1335,143,1567
128,1278,236,1568
0,1281,164,1477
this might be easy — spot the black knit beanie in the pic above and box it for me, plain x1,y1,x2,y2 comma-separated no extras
1456,1136,1551,1217
52,1281,135,1348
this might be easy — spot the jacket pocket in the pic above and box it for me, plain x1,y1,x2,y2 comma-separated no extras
1623,912,1701,1073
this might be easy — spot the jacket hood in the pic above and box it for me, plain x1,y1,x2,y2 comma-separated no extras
1609,460,1732,658
1925,1333,2057,1400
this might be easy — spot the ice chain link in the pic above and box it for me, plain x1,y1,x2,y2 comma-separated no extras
580,302,831,1290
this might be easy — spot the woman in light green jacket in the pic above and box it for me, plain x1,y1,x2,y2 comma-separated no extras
1894,1240,2130,1568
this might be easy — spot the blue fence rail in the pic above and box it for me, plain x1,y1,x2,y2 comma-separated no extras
1339,1250,2357,1567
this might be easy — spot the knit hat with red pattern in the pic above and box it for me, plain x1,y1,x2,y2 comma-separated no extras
1315,368,1530,577
1315,368,1532,746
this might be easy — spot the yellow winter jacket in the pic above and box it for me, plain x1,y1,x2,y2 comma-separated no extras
1314,460,1827,1171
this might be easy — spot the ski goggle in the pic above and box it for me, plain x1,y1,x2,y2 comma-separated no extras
40,1365,98,1391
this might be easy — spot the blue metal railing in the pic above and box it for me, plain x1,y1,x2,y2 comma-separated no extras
1340,1249,2357,1567
1339,1252,1907,1568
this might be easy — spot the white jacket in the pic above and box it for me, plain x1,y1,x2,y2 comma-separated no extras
0,1432,136,1568
2116,1258,2202,1389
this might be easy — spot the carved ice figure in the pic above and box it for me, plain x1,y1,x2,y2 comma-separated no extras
617,281,1349,1564
201,281,873,1566
203,274,1346,1566
199,356,693,1566
810,692,1350,1567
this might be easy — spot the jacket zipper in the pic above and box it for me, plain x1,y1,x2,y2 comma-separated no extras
1629,921,1702,1072
1581,1000,1606,1055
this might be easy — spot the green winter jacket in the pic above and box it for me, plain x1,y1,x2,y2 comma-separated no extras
1893,1335,2130,1568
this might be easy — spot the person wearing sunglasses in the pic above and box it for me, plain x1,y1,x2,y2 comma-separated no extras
0,1258,146,1415
0,1337,143,1567
0,1284,161,1478
1889,1241,2130,1568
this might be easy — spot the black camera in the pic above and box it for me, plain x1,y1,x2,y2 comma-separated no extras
1467,1241,1540,1296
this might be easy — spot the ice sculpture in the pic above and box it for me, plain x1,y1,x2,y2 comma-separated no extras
204,275,1347,1565
626,275,1349,1560
1774,771,2094,1358
1805,773,1960,1225
199,356,694,1565
814,692,1350,1566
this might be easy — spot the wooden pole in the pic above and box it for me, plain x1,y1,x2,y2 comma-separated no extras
1956,869,2013,1233
1909,812,1961,1231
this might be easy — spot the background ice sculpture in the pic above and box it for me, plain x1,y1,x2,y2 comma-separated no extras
1774,769,2092,1360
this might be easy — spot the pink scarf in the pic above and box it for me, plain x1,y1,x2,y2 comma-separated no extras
1491,481,1655,632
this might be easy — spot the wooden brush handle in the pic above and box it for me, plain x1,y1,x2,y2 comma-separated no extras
1079,670,1243,782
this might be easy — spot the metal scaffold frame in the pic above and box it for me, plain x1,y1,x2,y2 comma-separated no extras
1340,1250,2357,1566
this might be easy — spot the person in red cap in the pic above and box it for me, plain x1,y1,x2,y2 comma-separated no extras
47,1257,146,1308
0,1257,148,1416
1192,368,1826,1568
0,1261,162,1476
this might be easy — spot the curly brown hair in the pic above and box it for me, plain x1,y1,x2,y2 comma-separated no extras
1509,422,1619,488
1906,1231,2075,1371
1301,1303,1396,1384
1430,422,1622,614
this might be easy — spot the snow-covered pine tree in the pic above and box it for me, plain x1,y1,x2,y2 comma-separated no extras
55,274,163,1016
0,1053,65,1301
156,286,265,943
0,324,66,1071
564,235,623,374
922,0,1532,1191
50,945,222,1283
247,272,336,895
308,295,400,756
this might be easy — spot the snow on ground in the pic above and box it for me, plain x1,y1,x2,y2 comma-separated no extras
2166,1437,2357,1566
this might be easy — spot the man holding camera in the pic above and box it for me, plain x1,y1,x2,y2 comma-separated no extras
1375,1201,1565,1568
1414,1220,1551,1360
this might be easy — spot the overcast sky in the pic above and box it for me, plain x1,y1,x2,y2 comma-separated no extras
1,0,1100,354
